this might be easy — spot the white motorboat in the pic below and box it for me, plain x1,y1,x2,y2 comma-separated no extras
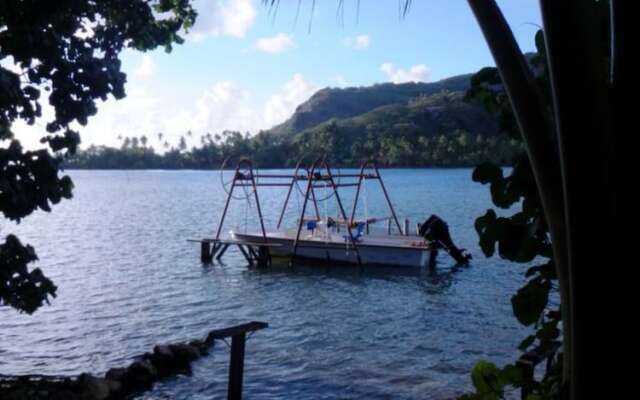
231,220,434,268
206,157,469,268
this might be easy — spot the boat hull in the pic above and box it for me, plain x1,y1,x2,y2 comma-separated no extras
232,232,432,268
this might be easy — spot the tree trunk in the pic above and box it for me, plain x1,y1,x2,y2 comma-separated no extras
466,0,573,395
540,1,616,399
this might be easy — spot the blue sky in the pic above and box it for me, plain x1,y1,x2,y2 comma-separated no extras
14,0,542,150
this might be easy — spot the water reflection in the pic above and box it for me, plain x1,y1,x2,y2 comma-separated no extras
419,263,470,294
210,251,470,296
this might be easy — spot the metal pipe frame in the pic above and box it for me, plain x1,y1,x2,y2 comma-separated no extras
215,157,398,268
215,158,267,243
291,156,362,266
349,160,403,234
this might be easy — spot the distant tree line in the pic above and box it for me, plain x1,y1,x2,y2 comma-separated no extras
65,126,522,169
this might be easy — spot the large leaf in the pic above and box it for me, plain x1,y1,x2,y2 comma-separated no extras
475,210,498,257
511,277,551,326
472,162,503,184
470,361,501,398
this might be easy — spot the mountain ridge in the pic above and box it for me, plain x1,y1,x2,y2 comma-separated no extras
267,73,473,137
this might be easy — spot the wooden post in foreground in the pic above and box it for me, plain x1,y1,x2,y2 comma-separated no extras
205,321,268,400
228,333,246,400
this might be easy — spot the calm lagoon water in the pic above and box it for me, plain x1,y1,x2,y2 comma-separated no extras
0,169,530,399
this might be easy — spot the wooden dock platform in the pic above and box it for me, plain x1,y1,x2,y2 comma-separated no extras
188,238,281,267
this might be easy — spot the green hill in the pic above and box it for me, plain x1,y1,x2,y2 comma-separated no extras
252,75,519,167
268,74,473,137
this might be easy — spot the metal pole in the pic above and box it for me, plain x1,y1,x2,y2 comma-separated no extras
349,162,367,225
292,160,317,258
324,160,362,266
245,159,267,242
216,243,231,260
310,186,321,221
276,161,304,229
216,163,241,240
227,333,246,400
276,179,294,230
373,162,403,233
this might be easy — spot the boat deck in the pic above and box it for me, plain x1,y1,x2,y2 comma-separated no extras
232,229,431,251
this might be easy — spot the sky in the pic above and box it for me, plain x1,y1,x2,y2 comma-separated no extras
12,0,542,151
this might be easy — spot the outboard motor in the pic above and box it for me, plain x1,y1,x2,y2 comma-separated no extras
419,215,471,265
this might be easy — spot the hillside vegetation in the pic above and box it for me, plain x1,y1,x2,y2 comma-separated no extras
269,74,472,136
67,75,522,169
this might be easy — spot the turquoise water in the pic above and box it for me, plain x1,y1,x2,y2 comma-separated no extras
0,169,530,399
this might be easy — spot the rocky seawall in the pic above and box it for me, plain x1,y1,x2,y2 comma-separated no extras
1,329,226,400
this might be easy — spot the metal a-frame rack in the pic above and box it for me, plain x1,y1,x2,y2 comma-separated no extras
199,156,405,268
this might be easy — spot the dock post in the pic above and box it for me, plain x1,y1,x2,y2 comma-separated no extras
257,246,271,268
201,241,212,263
228,333,247,400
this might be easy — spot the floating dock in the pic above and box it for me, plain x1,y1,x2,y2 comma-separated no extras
191,156,470,268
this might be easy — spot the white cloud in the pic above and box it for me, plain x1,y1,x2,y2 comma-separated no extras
343,34,370,49
166,82,261,135
11,73,320,150
171,74,317,137
75,82,262,150
134,55,155,78
264,73,318,127
255,33,295,54
380,63,431,83
328,74,348,87
79,86,163,148
188,0,256,40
